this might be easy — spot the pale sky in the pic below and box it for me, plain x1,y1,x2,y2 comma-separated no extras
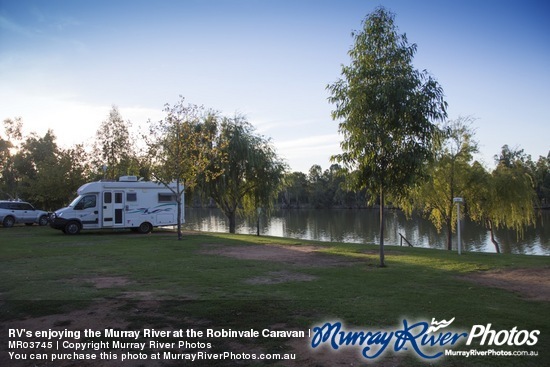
1,0,548,173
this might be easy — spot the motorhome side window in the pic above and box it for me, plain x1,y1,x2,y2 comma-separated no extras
158,193,176,202
75,195,97,210
127,193,137,202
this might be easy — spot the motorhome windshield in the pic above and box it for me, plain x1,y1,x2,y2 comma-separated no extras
69,196,82,207
69,194,97,210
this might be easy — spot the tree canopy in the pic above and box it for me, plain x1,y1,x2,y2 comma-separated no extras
467,146,537,253
145,97,221,239
402,117,478,250
92,106,138,180
200,115,286,234
0,118,89,210
328,7,447,266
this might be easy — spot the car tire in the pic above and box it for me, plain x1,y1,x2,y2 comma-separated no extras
64,221,81,235
2,216,15,228
137,222,153,234
38,215,49,226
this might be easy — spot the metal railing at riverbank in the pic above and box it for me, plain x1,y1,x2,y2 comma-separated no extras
399,233,414,247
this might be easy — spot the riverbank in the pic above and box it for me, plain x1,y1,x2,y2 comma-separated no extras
1,226,549,366
184,207,550,256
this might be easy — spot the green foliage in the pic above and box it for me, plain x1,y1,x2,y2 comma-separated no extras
467,147,537,253
280,171,309,208
0,121,89,210
328,8,446,197
145,97,222,239
280,165,369,209
91,106,139,180
146,97,223,190
532,153,550,206
402,117,478,250
327,7,447,265
0,118,23,199
201,116,286,233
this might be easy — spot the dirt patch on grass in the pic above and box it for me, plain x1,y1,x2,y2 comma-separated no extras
88,276,132,288
459,267,550,302
245,270,317,285
199,243,359,267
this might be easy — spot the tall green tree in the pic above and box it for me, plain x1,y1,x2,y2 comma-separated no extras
15,130,60,208
1,118,23,199
55,144,92,207
402,117,478,250
327,7,447,266
7,129,89,210
201,116,286,234
92,106,138,179
146,97,221,239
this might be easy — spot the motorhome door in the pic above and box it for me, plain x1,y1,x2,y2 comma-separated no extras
113,191,124,225
103,191,125,227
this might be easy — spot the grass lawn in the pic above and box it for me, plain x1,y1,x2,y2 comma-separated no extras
1,226,548,366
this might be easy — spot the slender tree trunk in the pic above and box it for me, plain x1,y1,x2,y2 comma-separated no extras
446,216,453,251
176,178,182,240
256,210,260,236
448,166,455,250
177,199,183,240
487,219,501,254
228,211,237,234
379,186,386,267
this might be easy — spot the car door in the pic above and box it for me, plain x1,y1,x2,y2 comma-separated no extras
75,194,99,228
6,203,20,223
12,203,30,223
19,203,35,222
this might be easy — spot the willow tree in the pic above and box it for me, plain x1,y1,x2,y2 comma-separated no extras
146,97,220,239
328,7,447,266
201,116,286,234
468,148,537,253
402,117,478,250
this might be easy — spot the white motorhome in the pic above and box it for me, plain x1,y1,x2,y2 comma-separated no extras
50,176,184,234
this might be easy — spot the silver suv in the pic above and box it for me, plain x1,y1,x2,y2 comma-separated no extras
0,201,49,227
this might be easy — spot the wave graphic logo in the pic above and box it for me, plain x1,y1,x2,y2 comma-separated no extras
427,317,455,333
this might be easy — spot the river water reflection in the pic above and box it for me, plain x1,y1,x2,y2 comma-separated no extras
183,208,550,256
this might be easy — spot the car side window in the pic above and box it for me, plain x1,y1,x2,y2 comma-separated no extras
20,203,34,210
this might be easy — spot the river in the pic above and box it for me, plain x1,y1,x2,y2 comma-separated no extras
183,208,550,256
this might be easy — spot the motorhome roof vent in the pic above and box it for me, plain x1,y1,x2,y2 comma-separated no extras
119,176,138,182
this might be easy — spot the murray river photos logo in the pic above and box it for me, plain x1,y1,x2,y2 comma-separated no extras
310,317,540,360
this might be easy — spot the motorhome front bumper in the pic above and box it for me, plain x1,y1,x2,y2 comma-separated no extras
49,214,68,230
